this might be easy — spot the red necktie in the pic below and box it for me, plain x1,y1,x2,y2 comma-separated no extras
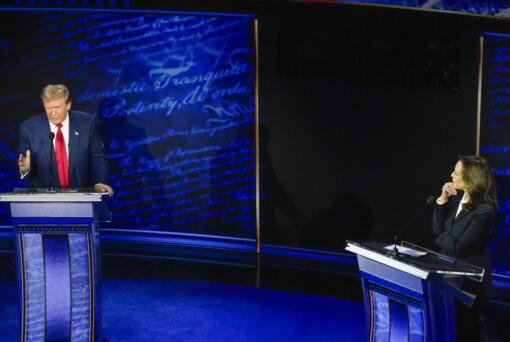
55,124,69,188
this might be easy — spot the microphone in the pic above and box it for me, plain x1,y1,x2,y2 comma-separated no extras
48,132,55,192
390,195,435,256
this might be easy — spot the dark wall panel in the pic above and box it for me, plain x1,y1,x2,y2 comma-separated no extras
258,4,479,251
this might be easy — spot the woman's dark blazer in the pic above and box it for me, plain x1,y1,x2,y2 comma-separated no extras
432,191,494,304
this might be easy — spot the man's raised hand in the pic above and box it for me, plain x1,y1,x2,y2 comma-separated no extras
18,150,31,174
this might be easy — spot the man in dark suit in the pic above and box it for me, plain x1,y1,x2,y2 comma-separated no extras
17,84,113,195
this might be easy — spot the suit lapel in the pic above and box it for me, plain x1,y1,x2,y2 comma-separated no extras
68,112,80,184
454,208,469,222
451,191,471,225
446,194,463,228
42,115,58,187
49,130,57,187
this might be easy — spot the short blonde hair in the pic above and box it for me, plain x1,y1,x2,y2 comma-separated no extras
41,84,71,103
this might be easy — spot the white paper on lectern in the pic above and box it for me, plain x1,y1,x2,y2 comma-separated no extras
384,244,427,257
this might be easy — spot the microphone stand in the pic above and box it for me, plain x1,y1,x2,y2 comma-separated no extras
389,196,435,257
48,132,55,192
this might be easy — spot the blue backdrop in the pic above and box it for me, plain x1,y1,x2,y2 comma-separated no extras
480,33,510,276
0,10,257,237
338,0,510,17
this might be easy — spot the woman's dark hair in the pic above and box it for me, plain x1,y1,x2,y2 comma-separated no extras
459,155,499,211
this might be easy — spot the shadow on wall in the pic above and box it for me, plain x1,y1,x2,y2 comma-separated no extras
96,100,167,230
259,121,374,251
299,195,374,252
259,123,303,245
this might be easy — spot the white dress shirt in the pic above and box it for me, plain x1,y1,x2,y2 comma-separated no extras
49,112,70,159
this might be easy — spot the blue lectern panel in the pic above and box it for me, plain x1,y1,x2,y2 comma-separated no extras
21,234,45,342
18,225,94,342
370,290,389,342
389,300,408,341
69,234,93,342
408,306,425,342
369,288,425,342
43,236,72,341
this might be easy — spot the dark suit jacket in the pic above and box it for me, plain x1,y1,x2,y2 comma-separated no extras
432,191,494,305
17,111,109,188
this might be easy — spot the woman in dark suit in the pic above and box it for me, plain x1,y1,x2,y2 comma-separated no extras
433,155,498,342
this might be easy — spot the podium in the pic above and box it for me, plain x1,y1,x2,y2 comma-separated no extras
0,189,110,342
346,240,484,342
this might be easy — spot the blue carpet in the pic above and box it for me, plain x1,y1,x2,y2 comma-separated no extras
0,282,18,341
0,280,365,341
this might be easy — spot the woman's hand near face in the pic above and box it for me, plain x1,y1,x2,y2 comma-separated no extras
439,182,457,202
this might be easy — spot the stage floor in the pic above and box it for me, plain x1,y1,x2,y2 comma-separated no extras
0,237,509,341
0,279,365,341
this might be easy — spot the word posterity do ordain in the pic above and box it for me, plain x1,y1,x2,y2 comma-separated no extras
0,12,257,238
